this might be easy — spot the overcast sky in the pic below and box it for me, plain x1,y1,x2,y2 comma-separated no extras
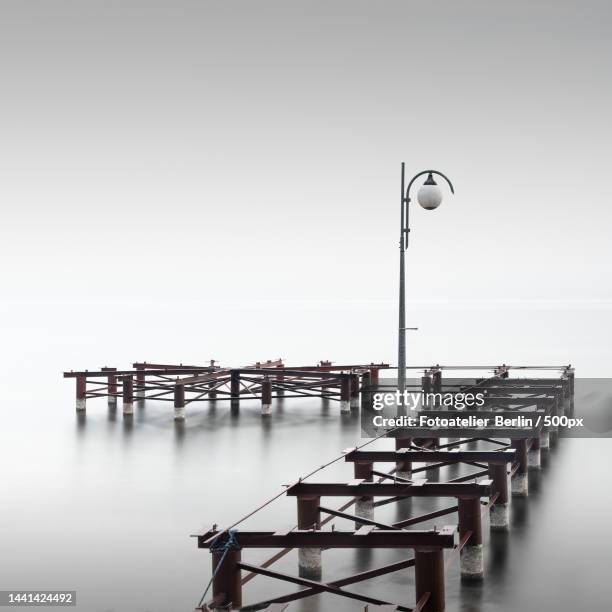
1,1,610,378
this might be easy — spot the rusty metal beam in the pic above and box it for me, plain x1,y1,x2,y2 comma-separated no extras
345,449,516,464
243,557,417,610
392,506,459,528
286,481,492,498
238,563,412,610
318,506,399,530
64,368,212,378
198,527,457,550
132,362,208,369
233,368,348,378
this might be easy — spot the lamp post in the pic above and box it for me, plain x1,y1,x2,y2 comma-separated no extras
398,164,454,393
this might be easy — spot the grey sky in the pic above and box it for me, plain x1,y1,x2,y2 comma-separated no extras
1,1,610,376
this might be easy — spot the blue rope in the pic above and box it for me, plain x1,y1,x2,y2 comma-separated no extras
197,529,241,609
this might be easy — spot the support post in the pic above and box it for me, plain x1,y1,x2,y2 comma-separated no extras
511,439,528,497
421,374,438,451
275,365,284,397
208,382,217,400
421,374,432,406
211,548,242,610
354,461,374,528
395,437,412,479
261,376,272,416
360,371,372,410
369,365,379,387
135,364,145,401
528,437,541,470
174,384,185,420
122,375,133,416
432,370,442,393
297,496,321,579
415,548,445,612
488,462,509,531
320,361,332,397
76,375,86,412
102,367,117,407
539,428,550,452
340,375,350,413
549,397,559,445
230,370,240,410
458,496,484,580
208,361,218,400
350,373,360,409
549,393,563,445
567,368,575,413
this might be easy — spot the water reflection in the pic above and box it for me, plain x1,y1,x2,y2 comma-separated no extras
275,396,285,415
75,411,87,431
510,497,529,529
459,579,484,610
107,404,117,423
487,530,510,577
46,398,612,612
122,413,134,438
353,547,373,572
174,419,186,445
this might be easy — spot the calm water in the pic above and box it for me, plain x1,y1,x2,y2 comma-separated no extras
1,384,611,612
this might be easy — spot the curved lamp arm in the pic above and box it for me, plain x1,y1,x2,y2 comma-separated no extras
401,165,455,248
405,169,454,201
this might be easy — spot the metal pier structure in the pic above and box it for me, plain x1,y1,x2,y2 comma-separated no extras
192,364,574,611
63,360,390,418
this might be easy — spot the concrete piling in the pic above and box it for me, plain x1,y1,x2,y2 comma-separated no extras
350,373,360,409
121,375,133,416
230,370,240,410
488,461,510,531
539,429,550,451
354,461,374,528
395,437,412,479
174,384,185,420
261,376,272,416
340,375,351,413
297,496,321,579
76,376,86,412
102,367,117,407
458,496,484,580
528,438,541,470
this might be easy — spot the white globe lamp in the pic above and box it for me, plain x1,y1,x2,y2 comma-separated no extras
417,173,443,210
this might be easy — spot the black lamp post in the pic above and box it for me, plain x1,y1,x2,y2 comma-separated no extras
398,164,455,393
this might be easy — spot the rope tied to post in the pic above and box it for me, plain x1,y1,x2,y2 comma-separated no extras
197,529,241,609
210,528,241,553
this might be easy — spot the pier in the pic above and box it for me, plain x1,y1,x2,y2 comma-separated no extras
189,364,573,611
63,360,390,419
